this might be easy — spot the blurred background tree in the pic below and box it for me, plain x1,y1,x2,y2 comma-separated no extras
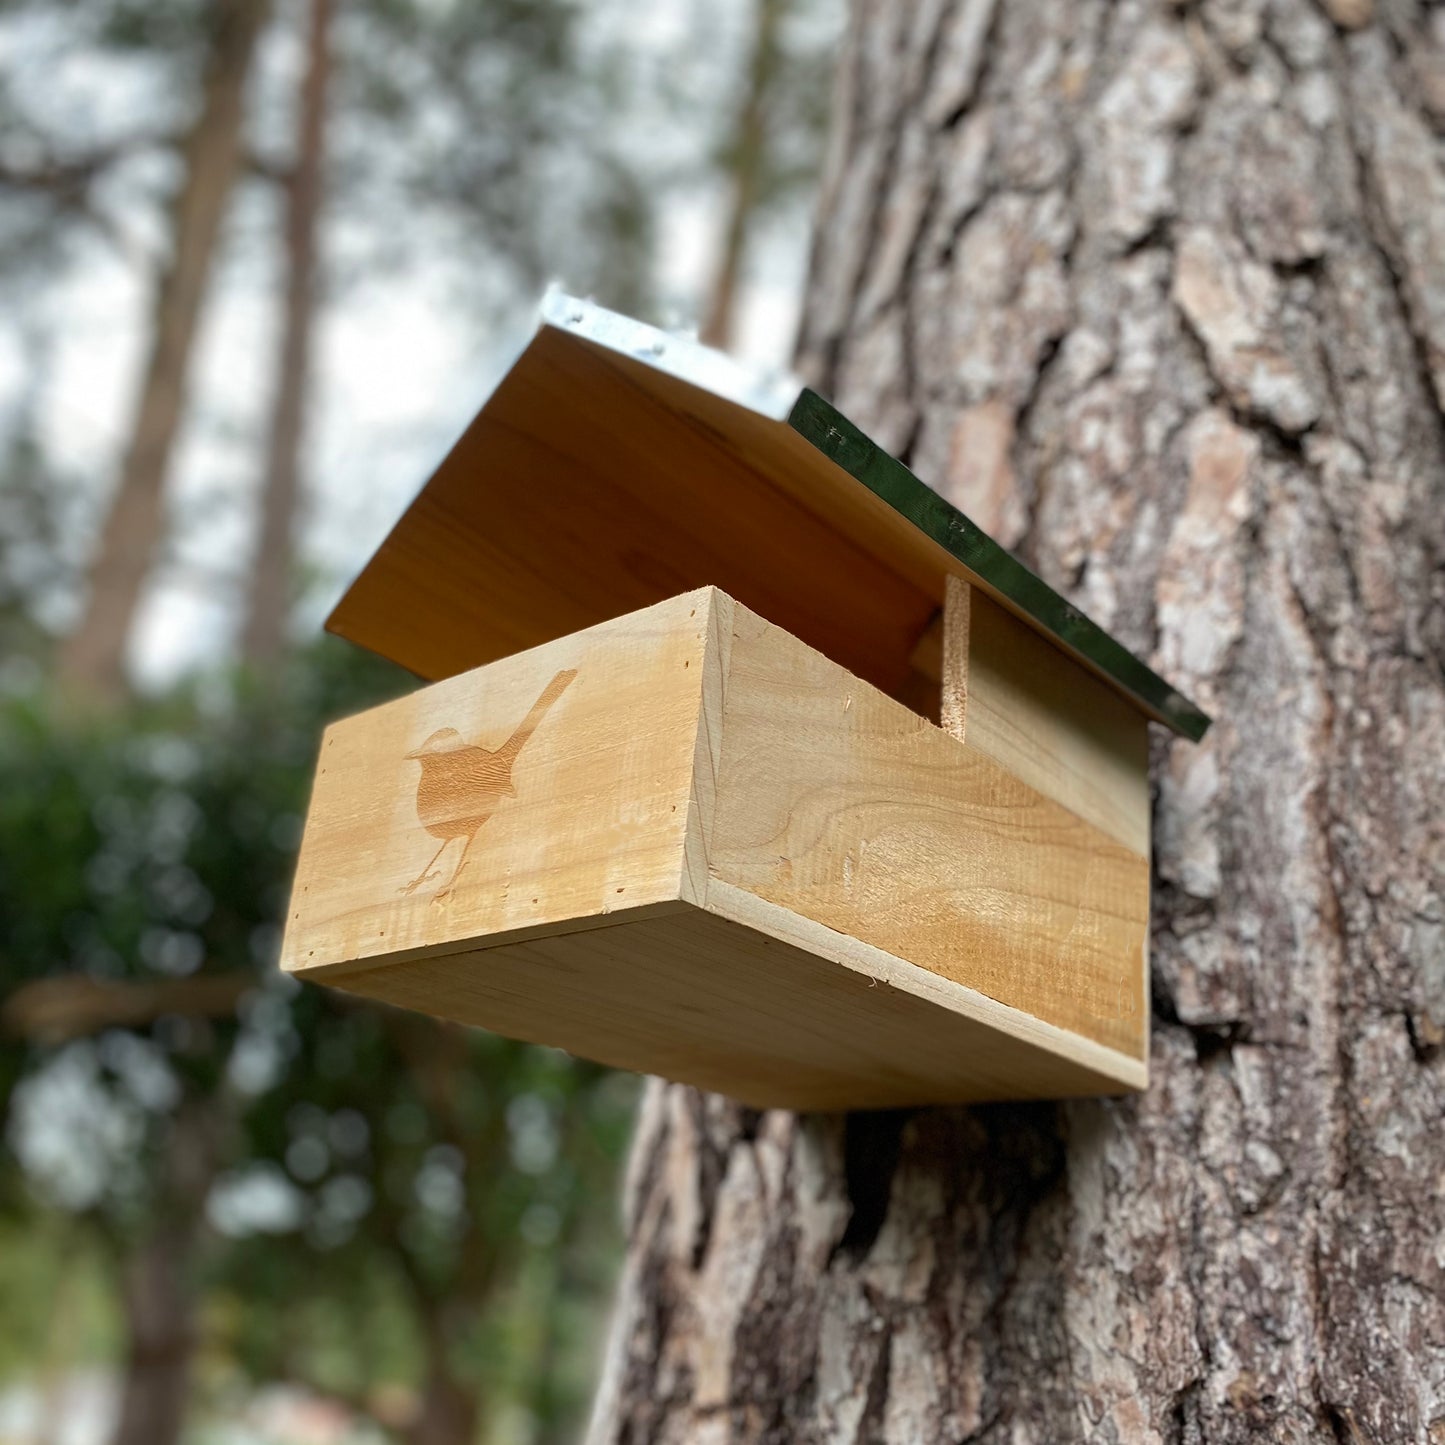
0,0,842,1442
0,644,639,1445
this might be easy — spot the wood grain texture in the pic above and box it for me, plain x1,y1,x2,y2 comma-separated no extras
325,321,1193,736
324,326,933,701
939,571,969,737
702,593,1148,1058
288,585,1150,1105
327,894,1142,1112
930,574,1152,854
281,589,710,978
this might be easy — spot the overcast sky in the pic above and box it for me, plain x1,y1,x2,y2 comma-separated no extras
3,0,836,687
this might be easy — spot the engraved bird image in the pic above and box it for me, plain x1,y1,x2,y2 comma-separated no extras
400,668,577,898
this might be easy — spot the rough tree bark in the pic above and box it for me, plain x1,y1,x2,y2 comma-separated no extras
241,0,332,667
586,1,1445,1441
58,0,271,699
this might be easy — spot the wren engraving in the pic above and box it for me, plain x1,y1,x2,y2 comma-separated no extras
401,669,577,898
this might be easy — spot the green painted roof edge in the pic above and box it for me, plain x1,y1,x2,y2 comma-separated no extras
787,388,1211,742
542,291,1209,741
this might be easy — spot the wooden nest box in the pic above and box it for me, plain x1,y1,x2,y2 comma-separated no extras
282,294,1209,1111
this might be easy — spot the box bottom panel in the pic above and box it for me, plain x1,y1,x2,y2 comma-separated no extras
327,899,1144,1111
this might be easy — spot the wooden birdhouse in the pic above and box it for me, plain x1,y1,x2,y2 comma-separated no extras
281,294,1209,1110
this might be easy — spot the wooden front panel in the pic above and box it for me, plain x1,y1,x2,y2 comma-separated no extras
281,591,711,978
705,598,1151,1060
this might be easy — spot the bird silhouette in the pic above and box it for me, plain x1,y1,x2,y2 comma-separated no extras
400,668,577,898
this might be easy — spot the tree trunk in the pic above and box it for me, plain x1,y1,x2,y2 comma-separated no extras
700,0,787,350
107,1236,196,1445
241,0,332,667
58,0,272,699
587,2,1445,1441
404,1352,479,1445
108,1104,218,1445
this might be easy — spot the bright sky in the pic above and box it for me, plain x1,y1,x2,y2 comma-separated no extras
9,0,833,689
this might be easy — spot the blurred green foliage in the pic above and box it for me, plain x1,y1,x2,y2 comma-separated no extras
0,1215,119,1377
0,0,840,1436
0,644,637,1441
332,0,655,315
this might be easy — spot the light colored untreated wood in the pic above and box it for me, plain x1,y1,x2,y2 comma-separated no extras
285,587,1150,1106
323,318,1200,739
701,592,1147,1057
940,572,969,737
329,894,1143,1112
282,590,709,977
324,328,931,700
930,572,1151,856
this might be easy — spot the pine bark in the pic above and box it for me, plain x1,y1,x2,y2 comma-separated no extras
58,0,271,698
587,2,1445,1441
241,0,332,667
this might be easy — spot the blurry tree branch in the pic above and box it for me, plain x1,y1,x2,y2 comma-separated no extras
0,143,154,255
0,126,180,196
243,147,296,188
112,1099,225,1445
56,0,273,701
242,0,332,667
700,0,787,349
2,972,253,1044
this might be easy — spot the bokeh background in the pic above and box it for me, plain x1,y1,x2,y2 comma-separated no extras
0,2,840,1441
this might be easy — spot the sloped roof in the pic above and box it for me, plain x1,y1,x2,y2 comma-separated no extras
328,292,1209,741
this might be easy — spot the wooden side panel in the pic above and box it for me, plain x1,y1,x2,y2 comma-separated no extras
282,591,710,977
916,575,1152,855
961,583,1151,857
703,597,1150,1060
940,573,969,736
325,900,1142,1111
